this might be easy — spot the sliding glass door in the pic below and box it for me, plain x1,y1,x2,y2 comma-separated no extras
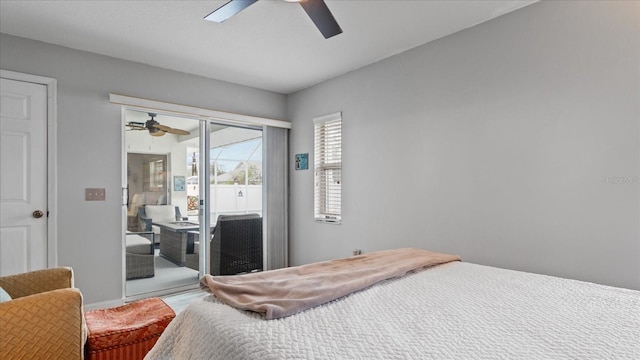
123,110,264,299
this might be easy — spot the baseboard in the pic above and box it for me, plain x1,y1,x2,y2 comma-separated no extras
83,282,200,310
84,298,125,311
125,283,199,303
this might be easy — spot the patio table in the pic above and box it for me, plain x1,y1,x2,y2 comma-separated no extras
154,221,200,266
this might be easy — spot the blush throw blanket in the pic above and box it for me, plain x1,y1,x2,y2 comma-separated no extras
200,247,460,319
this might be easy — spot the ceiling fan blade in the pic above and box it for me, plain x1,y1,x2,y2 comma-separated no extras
154,124,190,136
299,0,342,39
126,122,146,130
205,0,258,23
153,124,171,132
166,128,191,136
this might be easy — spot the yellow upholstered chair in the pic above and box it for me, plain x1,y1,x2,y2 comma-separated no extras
0,267,86,360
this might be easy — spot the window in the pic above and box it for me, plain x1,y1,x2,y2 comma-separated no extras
185,132,263,218
314,112,342,223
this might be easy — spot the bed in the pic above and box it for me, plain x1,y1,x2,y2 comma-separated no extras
146,248,640,359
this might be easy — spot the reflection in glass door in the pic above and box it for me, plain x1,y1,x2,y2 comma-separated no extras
124,110,202,299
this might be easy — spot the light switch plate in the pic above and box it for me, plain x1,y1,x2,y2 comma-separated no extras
85,188,106,201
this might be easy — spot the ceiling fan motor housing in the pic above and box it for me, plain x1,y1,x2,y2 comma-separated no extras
145,115,164,136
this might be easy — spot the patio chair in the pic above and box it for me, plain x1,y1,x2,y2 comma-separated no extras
186,214,263,275
138,205,185,245
126,232,155,280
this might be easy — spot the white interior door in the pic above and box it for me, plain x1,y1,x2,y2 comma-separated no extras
0,77,48,276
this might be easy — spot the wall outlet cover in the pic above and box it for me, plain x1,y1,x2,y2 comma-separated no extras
85,188,106,201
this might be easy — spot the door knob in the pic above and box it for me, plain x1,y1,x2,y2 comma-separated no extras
32,210,44,218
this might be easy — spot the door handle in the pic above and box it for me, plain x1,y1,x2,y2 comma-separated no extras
32,210,44,218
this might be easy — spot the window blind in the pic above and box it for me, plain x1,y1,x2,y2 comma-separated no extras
314,112,342,223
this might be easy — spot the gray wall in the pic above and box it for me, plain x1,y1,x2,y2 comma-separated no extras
288,1,640,290
0,33,287,304
1,0,638,304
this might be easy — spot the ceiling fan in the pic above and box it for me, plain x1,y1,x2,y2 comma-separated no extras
126,113,191,137
205,0,342,39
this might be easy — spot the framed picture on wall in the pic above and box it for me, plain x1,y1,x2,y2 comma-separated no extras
174,176,185,191
295,153,308,170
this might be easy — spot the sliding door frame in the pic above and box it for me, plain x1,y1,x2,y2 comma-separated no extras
115,94,290,299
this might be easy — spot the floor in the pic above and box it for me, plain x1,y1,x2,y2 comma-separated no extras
124,249,207,314
161,288,209,314
125,250,200,301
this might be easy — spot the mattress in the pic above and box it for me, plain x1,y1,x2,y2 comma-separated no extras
146,262,640,359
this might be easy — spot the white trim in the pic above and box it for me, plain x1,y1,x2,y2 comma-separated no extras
313,111,342,125
120,107,127,299
0,69,58,268
200,120,211,279
109,93,291,129
124,283,200,304
84,298,125,311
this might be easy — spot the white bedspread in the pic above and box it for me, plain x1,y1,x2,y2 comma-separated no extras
146,262,640,359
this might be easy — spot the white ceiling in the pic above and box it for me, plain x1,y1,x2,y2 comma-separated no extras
0,0,537,94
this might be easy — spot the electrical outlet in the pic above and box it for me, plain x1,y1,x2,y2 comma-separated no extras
85,188,106,201
352,249,362,256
